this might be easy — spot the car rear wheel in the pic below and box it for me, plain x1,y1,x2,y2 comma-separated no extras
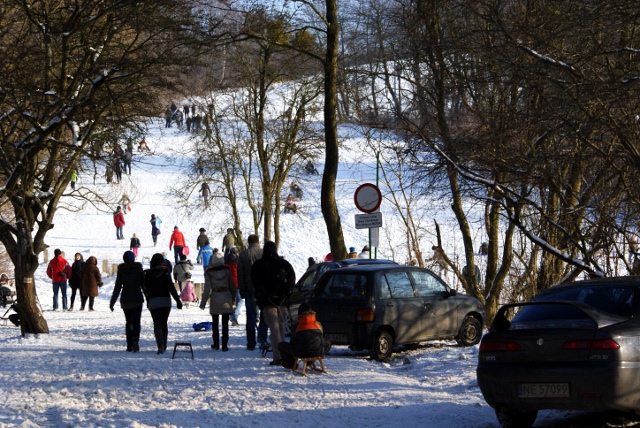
455,315,482,346
371,330,393,361
495,407,537,428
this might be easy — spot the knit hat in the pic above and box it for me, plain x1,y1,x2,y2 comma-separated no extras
208,252,224,266
123,251,135,263
54,249,62,256
263,241,277,257
174,225,179,229
229,247,237,254
199,228,206,232
298,302,314,316
132,233,137,238
151,214,156,219
150,253,165,268
349,247,356,253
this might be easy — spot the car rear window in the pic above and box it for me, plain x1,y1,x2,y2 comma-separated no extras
314,273,367,299
534,285,638,317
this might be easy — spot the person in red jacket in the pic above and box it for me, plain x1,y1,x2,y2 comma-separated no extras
113,206,125,240
46,249,72,311
225,247,241,326
169,226,186,265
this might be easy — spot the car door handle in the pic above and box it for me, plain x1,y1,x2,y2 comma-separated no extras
387,302,394,307
423,301,431,307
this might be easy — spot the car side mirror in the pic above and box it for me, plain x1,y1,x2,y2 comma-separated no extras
448,289,457,297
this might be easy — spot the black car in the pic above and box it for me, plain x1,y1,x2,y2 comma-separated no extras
285,259,397,334
308,264,485,360
477,276,640,428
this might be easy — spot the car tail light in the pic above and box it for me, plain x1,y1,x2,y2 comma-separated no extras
479,341,521,352
356,309,374,322
562,339,620,350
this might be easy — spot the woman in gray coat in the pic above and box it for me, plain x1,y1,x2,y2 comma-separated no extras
200,252,236,351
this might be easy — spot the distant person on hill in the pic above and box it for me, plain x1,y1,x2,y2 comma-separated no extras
68,253,84,311
283,194,297,214
150,214,161,246
122,148,133,175
120,194,131,214
70,169,78,190
46,249,72,311
290,183,303,199
199,182,211,207
169,225,186,265
110,251,145,352
138,138,150,152
196,228,209,250
164,108,172,128
143,253,183,354
80,256,103,311
305,160,319,175
130,233,141,259
113,206,125,240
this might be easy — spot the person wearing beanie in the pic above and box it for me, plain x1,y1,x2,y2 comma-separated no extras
277,303,331,370
113,206,125,240
196,228,209,250
143,253,182,354
46,249,72,311
110,251,145,352
250,241,296,365
200,252,236,351
169,226,186,265
348,247,358,259
130,233,141,259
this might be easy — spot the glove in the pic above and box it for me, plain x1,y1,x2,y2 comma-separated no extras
176,301,183,310
110,306,114,312
232,304,236,310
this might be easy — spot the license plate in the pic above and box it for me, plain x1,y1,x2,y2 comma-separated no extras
518,383,570,398
324,333,348,344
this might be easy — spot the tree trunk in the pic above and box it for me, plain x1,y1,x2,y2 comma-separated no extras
321,0,347,260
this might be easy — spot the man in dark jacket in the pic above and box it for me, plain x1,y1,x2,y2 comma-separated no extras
278,303,331,369
110,251,145,352
250,241,295,365
237,234,264,350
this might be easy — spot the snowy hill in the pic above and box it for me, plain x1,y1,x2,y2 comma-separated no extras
0,118,615,427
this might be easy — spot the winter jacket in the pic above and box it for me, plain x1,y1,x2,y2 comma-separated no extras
200,263,235,315
224,252,238,288
197,244,214,267
180,282,198,303
237,244,262,296
130,237,141,250
47,255,72,283
150,218,161,236
173,260,193,283
291,313,327,358
143,266,181,310
169,229,186,249
69,258,85,290
221,231,235,254
250,253,295,309
113,209,125,228
80,256,103,297
196,232,209,250
110,262,145,310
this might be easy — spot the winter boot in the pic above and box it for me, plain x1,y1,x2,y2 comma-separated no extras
155,328,165,354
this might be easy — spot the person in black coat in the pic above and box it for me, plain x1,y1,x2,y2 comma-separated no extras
143,253,182,354
110,251,145,352
250,241,295,365
68,253,84,311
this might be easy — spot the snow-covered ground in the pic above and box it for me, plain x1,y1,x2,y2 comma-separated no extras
0,119,630,428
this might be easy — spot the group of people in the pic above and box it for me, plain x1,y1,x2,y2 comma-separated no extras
165,103,202,132
47,249,103,311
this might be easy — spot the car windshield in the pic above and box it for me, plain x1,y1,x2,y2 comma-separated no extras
314,273,367,299
533,285,639,317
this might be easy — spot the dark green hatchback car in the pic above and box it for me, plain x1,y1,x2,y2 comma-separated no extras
308,264,485,360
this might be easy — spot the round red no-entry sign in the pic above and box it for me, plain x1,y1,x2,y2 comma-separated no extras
354,183,382,213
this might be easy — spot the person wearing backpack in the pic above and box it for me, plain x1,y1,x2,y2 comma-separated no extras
250,241,296,366
173,254,193,292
